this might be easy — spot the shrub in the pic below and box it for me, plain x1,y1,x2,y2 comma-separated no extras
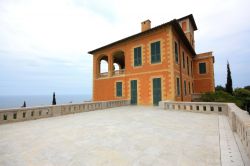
201,91,243,108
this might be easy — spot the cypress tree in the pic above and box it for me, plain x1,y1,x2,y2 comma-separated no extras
22,101,26,107
225,61,233,94
52,92,56,105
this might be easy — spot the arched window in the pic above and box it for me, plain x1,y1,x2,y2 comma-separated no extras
112,51,125,75
98,55,108,77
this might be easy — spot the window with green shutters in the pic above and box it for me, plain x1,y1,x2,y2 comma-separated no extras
134,47,142,66
188,82,191,94
182,52,185,68
151,41,161,63
174,42,179,64
176,77,180,96
116,82,122,97
199,62,206,74
184,80,187,96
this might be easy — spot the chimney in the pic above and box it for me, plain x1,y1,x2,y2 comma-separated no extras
141,20,151,32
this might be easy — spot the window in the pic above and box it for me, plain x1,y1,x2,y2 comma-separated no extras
182,52,185,68
31,111,34,117
192,83,194,93
199,62,206,74
182,21,187,32
191,61,193,75
188,82,191,94
187,56,189,75
23,112,26,118
176,77,180,96
116,82,122,97
134,47,142,66
174,42,179,63
151,41,161,63
184,80,187,96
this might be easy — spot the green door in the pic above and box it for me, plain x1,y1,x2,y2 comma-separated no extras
130,80,137,105
153,78,162,106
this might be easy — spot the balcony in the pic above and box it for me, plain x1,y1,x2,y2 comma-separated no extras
112,69,125,76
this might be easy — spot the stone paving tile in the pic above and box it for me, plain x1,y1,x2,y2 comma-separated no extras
0,106,245,166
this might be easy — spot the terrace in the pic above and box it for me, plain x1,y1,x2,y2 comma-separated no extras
0,101,250,166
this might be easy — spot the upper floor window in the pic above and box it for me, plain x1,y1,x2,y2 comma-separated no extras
199,62,206,74
116,82,122,97
182,21,187,32
134,47,142,66
184,80,187,96
174,42,179,64
182,52,185,68
187,56,189,75
176,77,180,96
191,61,193,75
151,41,161,63
188,82,191,94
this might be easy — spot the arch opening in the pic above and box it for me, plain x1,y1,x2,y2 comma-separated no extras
112,51,125,75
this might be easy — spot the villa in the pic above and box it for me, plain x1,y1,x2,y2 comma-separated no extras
89,14,215,105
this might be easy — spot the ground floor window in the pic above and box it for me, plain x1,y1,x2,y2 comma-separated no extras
116,82,122,97
176,77,180,96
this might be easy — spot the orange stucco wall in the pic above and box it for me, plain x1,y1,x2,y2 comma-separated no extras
193,52,215,93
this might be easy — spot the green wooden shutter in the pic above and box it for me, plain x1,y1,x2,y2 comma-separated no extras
130,80,137,105
184,80,187,95
199,63,206,74
151,41,161,63
137,47,142,66
116,82,122,97
182,52,185,68
134,47,142,66
175,42,178,63
153,78,162,106
177,78,180,96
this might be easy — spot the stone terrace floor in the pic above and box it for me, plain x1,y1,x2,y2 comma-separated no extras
0,106,249,166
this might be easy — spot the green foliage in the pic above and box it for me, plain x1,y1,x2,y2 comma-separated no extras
215,85,225,92
244,85,250,91
201,89,250,114
201,91,243,108
234,88,250,113
225,61,233,94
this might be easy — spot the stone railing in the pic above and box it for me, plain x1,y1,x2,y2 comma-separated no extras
159,101,250,158
0,100,130,125
112,69,125,76
99,72,109,78
159,101,228,115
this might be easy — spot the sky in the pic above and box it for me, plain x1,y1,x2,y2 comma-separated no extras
0,0,250,96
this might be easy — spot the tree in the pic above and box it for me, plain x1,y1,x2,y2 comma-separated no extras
225,61,233,95
244,85,250,91
22,101,26,108
215,85,225,92
52,92,56,105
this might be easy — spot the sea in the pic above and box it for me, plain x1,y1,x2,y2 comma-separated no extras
0,94,92,109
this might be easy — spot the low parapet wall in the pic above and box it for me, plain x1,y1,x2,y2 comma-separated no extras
159,101,250,158
159,101,228,115
0,100,130,125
